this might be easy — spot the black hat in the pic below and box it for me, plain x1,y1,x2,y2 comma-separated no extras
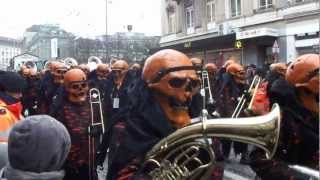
0,71,26,92
8,115,71,173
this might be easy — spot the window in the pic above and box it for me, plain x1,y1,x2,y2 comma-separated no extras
186,7,194,28
168,13,176,33
207,0,216,23
259,0,273,9
230,0,241,17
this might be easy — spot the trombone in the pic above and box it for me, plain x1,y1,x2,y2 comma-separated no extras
201,70,215,106
88,88,105,180
232,75,261,118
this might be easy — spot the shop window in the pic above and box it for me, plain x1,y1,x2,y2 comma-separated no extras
168,13,176,34
230,0,241,17
259,0,273,9
207,0,216,23
186,7,194,28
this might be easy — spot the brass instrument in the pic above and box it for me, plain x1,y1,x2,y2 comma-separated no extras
143,104,281,180
88,56,102,71
232,75,261,118
201,70,214,105
64,57,78,68
88,88,105,180
289,165,320,179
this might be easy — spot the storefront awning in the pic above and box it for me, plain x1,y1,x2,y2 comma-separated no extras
236,28,279,40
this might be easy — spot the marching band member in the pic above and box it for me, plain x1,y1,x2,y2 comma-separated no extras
51,69,101,180
250,54,319,180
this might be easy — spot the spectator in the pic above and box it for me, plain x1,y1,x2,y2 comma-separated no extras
0,115,71,180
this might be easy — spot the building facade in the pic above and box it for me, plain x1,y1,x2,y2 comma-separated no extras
160,0,320,68
23,24,75,60
0,37,21,70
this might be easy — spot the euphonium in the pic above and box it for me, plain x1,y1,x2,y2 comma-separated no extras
143,104,281,180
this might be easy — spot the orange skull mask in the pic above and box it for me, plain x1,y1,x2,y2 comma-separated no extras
64,69,89,103
78,64,90,76
286,54,320,114
143,49,200,128
111,60,129,86
227,63,246,84
205,63,218,76
96,64,110,80
52,62,68,84
270,63,287,78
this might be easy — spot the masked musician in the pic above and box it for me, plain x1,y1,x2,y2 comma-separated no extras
216,63,250,163
103,60,132,121
0,71,26,165
21,68,40,116
96,49,224,180
250,54,319,180
38,61,68,114
88,64,110,99
51,69,101,180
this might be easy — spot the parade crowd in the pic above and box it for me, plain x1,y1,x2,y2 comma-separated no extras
0,49,319,180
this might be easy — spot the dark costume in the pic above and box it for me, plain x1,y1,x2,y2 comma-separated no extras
250,78,319,180
216,73,248,160
51,90,100,180
38,71,60,114
103,72,133,122
21,76,40,116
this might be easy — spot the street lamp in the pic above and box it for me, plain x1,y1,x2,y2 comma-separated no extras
105,0,112,63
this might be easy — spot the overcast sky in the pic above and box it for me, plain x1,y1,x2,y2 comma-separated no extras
0,0,161,39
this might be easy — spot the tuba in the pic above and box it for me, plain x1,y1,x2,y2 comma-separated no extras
88,56,102,71
143,104,281,180
64,57,78,68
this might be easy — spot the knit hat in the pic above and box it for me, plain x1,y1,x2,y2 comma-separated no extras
0,71,26,93
8,115,71,173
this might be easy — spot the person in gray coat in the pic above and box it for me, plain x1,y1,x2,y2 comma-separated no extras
1,115,71,180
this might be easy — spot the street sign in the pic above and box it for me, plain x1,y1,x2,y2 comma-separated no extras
235,40,242,49
272,40,279,54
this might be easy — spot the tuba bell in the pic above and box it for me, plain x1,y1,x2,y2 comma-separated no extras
88,56,102,71
143,104,281,180
64,57,78,68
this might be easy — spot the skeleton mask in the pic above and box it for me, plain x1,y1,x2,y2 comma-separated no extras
52,62,68,84
130,63,141,71
64,69,89,103
79,64,90,76
96,64,110,80
143,49,200,128
191,57,203,72
270,63,287,78
205,63,217,76
20,65,30,78
227,63,246,84
111,60,129,85
286,54,320,114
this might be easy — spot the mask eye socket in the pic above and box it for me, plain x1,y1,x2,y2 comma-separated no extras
190,79,200,88
168,78,200,89
70,82,88,89
168,78,187,88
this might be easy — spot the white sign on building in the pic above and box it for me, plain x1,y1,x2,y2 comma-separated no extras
236,28,279,40
51,38,58,58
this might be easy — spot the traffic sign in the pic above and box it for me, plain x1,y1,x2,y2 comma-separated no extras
272,40,279,54
235,40,242,49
